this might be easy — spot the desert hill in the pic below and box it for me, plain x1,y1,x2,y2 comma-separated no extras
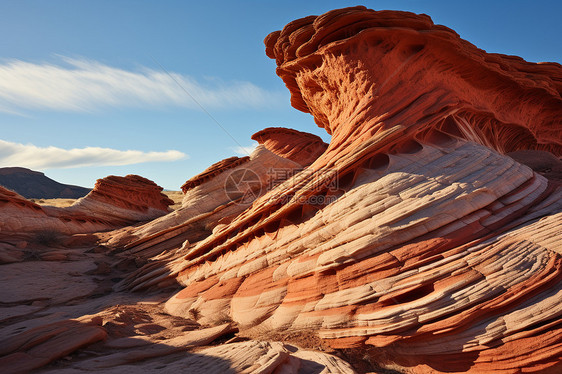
0,167,91,199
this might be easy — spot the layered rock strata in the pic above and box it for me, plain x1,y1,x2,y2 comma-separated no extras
1,6,562,374
100,128,328,264
0,174,172,243
157,6,562,373
251,127,329,167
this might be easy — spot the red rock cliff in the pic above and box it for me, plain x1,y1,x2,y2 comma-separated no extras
0,174,173,242
2,7,561,374
265,6,562,156
154,7,562,374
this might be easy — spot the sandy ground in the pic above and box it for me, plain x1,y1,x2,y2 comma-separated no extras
163,191,183,210
0,235,385,373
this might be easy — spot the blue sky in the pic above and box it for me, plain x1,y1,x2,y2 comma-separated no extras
0,1,560,190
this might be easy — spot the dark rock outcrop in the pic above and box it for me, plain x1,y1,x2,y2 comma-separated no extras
0,167,91,199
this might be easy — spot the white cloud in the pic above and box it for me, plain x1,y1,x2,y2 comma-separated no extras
0,139,187,169
232,142,258,156
0,57,284,114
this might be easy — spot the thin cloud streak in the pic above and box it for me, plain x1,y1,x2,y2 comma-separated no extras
232,142,258,156
0,57,284,114
0,139,187,169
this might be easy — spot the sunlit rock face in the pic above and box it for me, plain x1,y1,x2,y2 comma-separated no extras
2,6,562,374
0,174,172,242
251,127,329,167
155,6,562,373
98,128,328,266
72,175,173,224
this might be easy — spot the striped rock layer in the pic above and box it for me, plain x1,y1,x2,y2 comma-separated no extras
149,6,562,373
1,6,561,374
0,174,172,242
100,128,328,265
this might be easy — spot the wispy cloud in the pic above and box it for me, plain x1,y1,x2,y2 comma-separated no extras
0,57,284,114
232,142,258,156
0,139,187,169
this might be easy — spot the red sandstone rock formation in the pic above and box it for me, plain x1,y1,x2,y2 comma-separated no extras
264,7,562,156
99,128,328,266
508,149,562,183
2,6,562,374
159,6,562,373
0,174,172,247
181,156,250,193
251,127,328,166
72,174,173,224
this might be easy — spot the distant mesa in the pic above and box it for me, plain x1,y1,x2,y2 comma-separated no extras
0,167,91,199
